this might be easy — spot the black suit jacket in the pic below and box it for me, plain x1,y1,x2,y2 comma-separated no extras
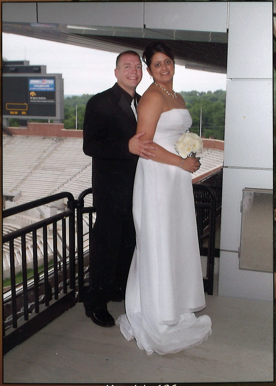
83,83,140,213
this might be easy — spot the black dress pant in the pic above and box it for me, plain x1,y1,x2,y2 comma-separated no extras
84,209,136,311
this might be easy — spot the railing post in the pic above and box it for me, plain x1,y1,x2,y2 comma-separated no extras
52,221,59,300
76,199,84,302
32,230,40,313
43,225,50,306
67,197,76,292
76,188,94,303
9,240,17,329
62,217,67,293
21,235,29,320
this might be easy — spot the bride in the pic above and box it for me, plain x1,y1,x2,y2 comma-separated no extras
117,41,212,355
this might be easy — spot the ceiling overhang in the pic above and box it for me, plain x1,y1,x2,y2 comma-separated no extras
2,2,228,74
2,22,228,74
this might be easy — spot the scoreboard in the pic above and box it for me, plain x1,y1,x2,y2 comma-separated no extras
2,74,64,120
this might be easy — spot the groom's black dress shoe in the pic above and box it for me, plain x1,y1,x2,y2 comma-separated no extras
84,304,115,327
90,309,115,327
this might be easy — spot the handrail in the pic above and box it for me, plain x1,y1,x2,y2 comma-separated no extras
76,188,95,302
78,187,92,202
3,191,75,218
3,210,72,243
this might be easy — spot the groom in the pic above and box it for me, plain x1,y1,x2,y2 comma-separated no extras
83,50,155,327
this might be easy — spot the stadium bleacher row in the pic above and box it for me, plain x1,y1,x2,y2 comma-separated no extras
3,134,223,205
3,135,92,205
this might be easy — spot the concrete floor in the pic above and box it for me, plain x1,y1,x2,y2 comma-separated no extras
3,293,274,384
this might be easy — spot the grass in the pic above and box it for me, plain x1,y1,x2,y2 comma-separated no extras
3,259,55,289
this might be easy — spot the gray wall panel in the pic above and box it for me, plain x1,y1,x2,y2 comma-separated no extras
227,2,272,79
144,2,228,32
224,79,272,169
2,3,37,23
37,3,143,28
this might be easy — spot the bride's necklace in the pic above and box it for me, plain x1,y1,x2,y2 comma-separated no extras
154,81,177,99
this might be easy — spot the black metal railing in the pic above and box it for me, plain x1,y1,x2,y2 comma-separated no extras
193,184,217,295
3,171,221,353
197,168,223,216
2,192,77,354
194,168,223,295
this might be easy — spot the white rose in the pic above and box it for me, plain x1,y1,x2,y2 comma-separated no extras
175,132,203,158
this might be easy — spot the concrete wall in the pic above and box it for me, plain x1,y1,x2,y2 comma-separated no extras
218,2,273,301
6,123,83,138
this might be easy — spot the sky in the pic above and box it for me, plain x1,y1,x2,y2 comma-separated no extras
2,33,227,96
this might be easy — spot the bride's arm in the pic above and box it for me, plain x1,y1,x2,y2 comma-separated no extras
137,91,200,173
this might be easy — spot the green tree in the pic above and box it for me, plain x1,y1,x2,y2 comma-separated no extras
180,90,226,139
6,91,226,140
63,94,92,130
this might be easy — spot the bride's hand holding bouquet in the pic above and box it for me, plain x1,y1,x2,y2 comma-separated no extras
175,132,203,173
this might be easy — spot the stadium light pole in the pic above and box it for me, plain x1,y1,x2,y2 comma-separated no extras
199,107,202,137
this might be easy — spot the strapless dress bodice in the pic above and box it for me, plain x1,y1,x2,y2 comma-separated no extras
153,109,192,153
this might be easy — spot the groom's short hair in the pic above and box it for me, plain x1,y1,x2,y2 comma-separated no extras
116,50,141,68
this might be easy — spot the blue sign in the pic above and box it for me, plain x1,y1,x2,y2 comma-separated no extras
29,79,55,92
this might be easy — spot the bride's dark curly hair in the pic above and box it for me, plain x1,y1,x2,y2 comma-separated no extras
142,41,175,68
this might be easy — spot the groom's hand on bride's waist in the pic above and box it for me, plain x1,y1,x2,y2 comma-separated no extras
129,132,157,159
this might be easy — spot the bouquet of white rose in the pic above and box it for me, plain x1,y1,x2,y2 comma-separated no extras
175,132,203,158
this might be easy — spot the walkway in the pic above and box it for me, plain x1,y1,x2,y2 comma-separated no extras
3,294,274,384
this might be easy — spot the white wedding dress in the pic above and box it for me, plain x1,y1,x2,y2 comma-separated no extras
117,109,212,355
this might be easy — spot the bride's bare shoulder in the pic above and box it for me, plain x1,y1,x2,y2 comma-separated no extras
137,85,164,118
140,84,164,106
